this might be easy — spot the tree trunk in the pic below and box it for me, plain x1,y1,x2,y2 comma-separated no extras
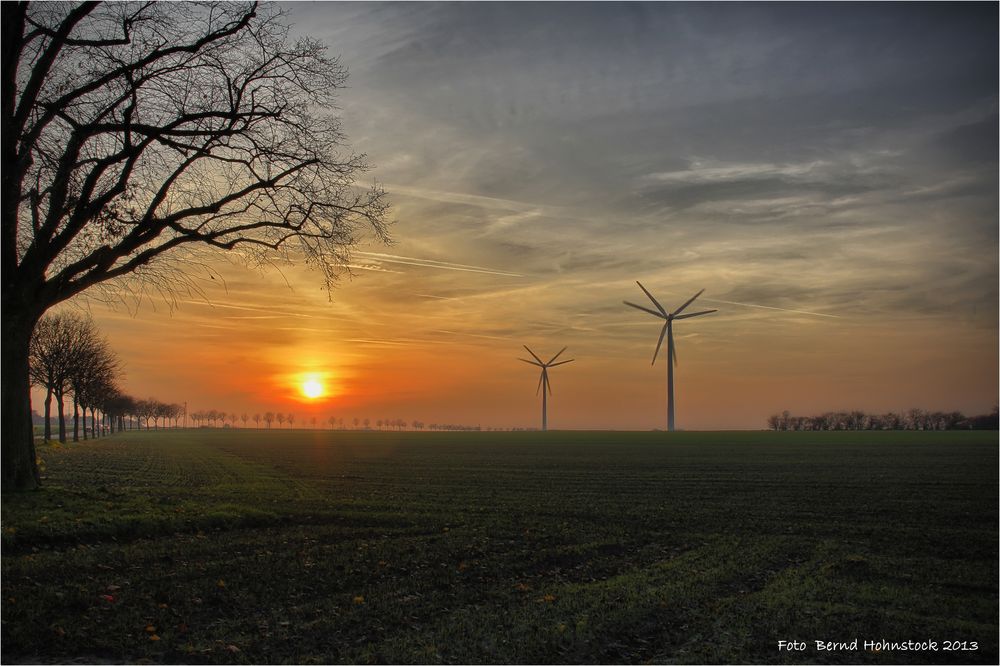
73,394,80,442
43,386,52,441
1,309,41,491
56,388,66,443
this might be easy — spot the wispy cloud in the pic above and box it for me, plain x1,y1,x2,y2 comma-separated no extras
434,329,512,341
644,160,831,184
355,251,526,277
386,183,556,215
702,297,841,319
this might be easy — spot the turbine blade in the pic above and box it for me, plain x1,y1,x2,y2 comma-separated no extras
545,370,552,395
519,358,543,366
636,281,667,316
536,371,544,395
549,358,575,367
670,334,678,367
523,345,544,364
673,308,717,320
624,300,665,318
672,288,705,316
547,347,567,365
651,322,667,365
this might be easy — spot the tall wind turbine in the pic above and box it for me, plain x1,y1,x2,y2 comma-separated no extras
519,346,574,431
624,282,716,431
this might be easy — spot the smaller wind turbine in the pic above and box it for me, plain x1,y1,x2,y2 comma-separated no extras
519,346,574,431
624,282,716,431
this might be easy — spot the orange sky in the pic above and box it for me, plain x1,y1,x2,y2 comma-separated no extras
30,3,999,430
39,226,997,431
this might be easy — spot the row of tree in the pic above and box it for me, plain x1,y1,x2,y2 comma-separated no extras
29,313,119,443
110,397,185,431
29,312,184,442
767,408,998,431
187,413,487,431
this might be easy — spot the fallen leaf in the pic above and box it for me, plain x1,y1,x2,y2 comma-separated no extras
352,595,365,605
145,624,156,633
216,579,226,588
149,634,161,642
100,594,115,603
226,644,240,653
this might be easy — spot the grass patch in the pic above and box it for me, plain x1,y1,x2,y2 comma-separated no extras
2,429,997,663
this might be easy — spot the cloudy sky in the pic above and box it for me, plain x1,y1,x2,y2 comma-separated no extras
59,2,998,429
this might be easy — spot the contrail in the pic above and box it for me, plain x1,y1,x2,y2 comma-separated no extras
702,297,840,319
384,184,546,214
355,251,525,277
414,293,457,300
435,329,512,341
180,300,315,319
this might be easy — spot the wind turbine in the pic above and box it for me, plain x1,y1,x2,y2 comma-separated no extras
519,346,574,431
624,282,716,431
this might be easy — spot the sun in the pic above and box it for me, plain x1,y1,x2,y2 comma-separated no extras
301,378,325,399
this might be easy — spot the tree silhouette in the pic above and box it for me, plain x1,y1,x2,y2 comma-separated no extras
276,413,286,428
263,412,275,429
287,413,295,429
29,313,102,442
69,335,118,441
254,413,261,429
2,2,391,490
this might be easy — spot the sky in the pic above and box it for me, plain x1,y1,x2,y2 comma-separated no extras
47,1,998,430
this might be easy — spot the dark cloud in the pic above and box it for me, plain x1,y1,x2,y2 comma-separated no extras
285,1,996,324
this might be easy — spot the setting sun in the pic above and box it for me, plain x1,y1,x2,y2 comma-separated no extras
301,378,325,399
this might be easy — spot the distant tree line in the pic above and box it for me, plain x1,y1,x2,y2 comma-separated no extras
29,313,184,442
186,412,489,432
767,407,998,431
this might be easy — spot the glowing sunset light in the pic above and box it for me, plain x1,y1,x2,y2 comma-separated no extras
301,377,326,400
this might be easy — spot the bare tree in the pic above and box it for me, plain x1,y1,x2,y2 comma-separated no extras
287,413,295,429
29,313,98,442
69,329,120,440
276,412,285,428
241,413,248,428
263,411,275,429
254,413,261,429
2,3,390,489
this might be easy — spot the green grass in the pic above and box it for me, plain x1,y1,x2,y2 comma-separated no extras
2,430,996,664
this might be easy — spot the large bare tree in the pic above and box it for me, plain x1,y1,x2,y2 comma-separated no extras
2,2,390,490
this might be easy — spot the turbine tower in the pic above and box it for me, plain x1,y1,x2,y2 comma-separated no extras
519,346,574,431
624,282,716,431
